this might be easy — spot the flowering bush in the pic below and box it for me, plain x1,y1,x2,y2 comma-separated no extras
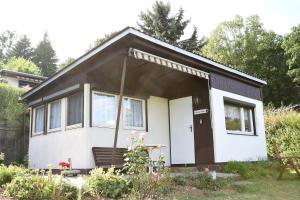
0,152,4,164
123,132,150,174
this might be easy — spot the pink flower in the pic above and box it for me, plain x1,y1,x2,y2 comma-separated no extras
139,132,146,141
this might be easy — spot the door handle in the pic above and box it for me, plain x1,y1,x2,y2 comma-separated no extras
189,125,193,132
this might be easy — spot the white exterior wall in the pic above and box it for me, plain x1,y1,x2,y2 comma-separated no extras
2,76,19,87
29,84,170,169
210,88,267,162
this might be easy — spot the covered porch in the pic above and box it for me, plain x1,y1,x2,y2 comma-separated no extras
84,47,215,168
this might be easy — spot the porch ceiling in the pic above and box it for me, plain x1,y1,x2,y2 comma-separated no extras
87,52,209,100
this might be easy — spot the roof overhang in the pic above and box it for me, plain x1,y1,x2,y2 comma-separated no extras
21,27,266,101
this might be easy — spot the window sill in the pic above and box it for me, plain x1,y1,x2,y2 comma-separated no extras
32,132,44,137
123,127,146,131
226,132,257,136
47,128,62,134
92,125,116,129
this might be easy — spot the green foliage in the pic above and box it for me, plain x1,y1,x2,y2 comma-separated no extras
123,135,150,175
58,57,75,70
0,165,29,187
83,167,129,199
264,106,300,158
33,32,58,77
6,35,34,60
1,57,41,75
223,161,252,179
282,24,300,84
88,31,119,51
195,174,231,191
202,15,299,106
138,1,205,52
3,173,78,200
0,31,17,61
0,83,27,125
223,161,278,179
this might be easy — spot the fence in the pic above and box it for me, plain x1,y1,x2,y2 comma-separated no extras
0,118,29,165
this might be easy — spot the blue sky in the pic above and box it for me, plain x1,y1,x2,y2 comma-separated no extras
0,0,299,62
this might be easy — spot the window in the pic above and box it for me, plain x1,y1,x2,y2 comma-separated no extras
34,106,44,134
48,100,61,131
67,92,83,127
92,92,116,127
224,102,254,135
123,97,145,129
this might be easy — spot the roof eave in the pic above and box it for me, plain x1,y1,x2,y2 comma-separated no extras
21,27,266,101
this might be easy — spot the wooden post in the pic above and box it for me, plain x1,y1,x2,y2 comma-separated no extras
112,55,127,164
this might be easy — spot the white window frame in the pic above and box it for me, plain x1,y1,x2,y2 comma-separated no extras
47,99,62,133
122,96,146,130
224,103,255,135
91,91,118,128
66,93,83,130
33,105,45,136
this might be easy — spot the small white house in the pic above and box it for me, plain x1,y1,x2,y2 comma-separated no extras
0,70,46,89
21,27,268,170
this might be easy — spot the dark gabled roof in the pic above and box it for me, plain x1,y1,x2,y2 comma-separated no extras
0,70,47,80
21,27,266,100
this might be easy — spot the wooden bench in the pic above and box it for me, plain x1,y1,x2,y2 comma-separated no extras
92,147,127,168
272,138,300,179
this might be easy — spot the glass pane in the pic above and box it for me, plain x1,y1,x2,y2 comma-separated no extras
124,98,144,128
92,93,116,126
244,108,252,132
67,93,83,126
50,100,61,129
35,106,44,133
224,104,241,131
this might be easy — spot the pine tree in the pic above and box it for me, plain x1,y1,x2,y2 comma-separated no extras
137,1,204,52
33,32,58,77
7,35,34,60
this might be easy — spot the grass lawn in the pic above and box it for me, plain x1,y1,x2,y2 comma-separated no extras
173,172,300,200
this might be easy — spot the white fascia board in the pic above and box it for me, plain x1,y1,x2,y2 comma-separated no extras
22,27,266,100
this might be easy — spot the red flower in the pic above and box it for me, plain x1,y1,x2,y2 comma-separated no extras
59,162,70,168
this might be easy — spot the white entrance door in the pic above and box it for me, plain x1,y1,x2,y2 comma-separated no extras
170,96,195,164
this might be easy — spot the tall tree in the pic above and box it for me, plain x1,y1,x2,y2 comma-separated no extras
33,32,58,77
0,31,17,61
59,57,75,70
1,57,41,75
7,35,34,60
202,15,299,106
282,25,300,85
137,1,204,52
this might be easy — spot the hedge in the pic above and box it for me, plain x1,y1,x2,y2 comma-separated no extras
264,106,300,158
0,83,27,126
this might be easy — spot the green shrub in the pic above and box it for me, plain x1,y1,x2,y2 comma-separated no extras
0,165,28,186
83,167,129,199
265,106,300,158
223,161,252,179
4,175,54,200
3,175,78,200
0,83,27,126
195,174,231,191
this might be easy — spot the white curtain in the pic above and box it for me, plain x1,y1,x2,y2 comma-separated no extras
92,93,116,126
67,93,83,126
224,104,241,131
35,107,44,133
124,98,143,128
50,100,61,129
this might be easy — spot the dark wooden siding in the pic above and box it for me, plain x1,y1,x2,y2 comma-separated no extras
210,73,263,101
